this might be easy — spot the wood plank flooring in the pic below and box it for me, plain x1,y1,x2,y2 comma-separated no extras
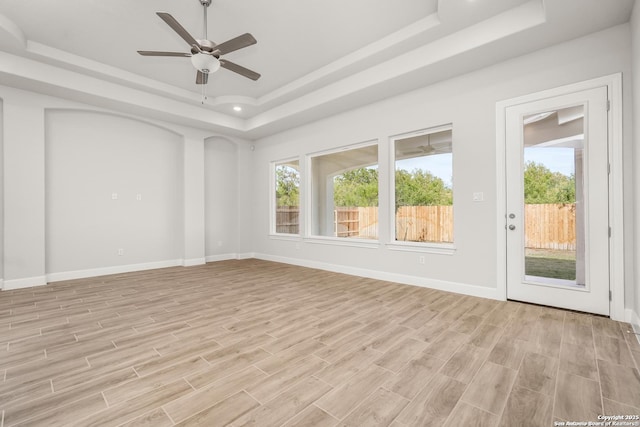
0,259,639,426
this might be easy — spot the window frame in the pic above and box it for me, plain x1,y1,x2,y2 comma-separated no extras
304,140,381,247
270,157,302,238
387,124,456,255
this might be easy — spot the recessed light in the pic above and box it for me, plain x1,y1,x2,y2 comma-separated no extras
233,106,242,112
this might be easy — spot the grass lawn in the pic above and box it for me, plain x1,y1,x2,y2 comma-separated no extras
525,249,576,281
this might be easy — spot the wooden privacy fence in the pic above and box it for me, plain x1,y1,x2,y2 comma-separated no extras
334,206,454,242
275,206,299,234
395,206,453,243
276,203,576,249
525,203,576,250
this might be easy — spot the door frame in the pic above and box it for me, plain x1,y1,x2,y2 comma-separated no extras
495,74,624,321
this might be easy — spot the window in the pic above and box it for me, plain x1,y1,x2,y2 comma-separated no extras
393,125,453,244
310,143,378,239
273,160,300,235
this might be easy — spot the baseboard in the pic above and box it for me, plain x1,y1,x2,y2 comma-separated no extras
205,254,239,263
46,259,183,283
0,279,3,290
237,252,256,260
182,258,206,267
3,275,47,290
254,253,501,301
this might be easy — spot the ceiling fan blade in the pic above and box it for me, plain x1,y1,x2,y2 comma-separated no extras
214,33,257,55
137,51,191,57
220,59,261,81
196,71,209,85
156,12,200,48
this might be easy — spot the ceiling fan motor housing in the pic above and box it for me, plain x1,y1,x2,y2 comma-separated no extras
191,39,218,56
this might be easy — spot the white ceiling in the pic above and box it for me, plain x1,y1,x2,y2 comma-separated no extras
0,0,634,139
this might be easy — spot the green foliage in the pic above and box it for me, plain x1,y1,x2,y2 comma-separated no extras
395,169,452,207
275,165,300,207
310,161,573,209
333,168,379,207
523,161,575,204
332,167,453,207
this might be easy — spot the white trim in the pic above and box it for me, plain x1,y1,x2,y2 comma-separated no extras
389,123,455,251
304,139,379,239
270,157,301,235
182,258,206,267
0,279,3,290
495,73,625,320
386,242,456,255
3,276,47,290
304,236,380,249
205,253,239,262
607,74,625,322
236,252,256,260
46,259,182,283
254,252,501,301
269,234,302,241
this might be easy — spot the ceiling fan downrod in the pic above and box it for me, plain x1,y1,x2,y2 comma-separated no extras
200,0,211,40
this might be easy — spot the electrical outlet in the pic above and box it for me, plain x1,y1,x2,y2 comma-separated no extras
473,192,484,202
136,194,142,201
111,193,118,200
117,248,124,256
418,256,425,264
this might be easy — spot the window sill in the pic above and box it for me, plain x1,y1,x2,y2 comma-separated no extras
269,234,302,241
386,241,456,255
304,236,380,249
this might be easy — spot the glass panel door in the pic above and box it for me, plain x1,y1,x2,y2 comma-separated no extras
522,106,585,288
505,86,610,315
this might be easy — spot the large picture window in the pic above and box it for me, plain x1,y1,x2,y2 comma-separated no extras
310,143,378,239
393,125,453,244
273,160,300,235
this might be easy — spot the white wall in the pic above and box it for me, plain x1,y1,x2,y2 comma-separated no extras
205,137,239,260
0,85,247,288
630,4,640,330
45,110,183,274
250,24,635,304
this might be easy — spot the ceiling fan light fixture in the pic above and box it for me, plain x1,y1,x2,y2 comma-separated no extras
191,53,220,73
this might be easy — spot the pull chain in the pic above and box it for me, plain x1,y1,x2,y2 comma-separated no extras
201,78,208,104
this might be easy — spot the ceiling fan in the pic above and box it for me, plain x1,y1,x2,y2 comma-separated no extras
402,135,451,156
137,0,260,85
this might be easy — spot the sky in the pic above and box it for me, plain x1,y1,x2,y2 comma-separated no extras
395,147,575,188
396,154,453,186
524,147,575,176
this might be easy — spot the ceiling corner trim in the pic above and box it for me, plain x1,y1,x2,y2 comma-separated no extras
244,0,547,134
257,13,442,107
0,13,26,49
25,41,203,104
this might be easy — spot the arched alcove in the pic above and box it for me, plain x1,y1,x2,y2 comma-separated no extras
45,109,184,275
204,136,239,259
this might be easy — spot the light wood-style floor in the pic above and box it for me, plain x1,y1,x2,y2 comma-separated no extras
1,259,639,427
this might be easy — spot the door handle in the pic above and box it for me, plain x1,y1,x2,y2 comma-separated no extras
508,224,516,230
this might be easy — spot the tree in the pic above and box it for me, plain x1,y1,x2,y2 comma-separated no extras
395,169,452,207
523,161,575,204
333,168,379,207
332,167,453,208
275,165,300,206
